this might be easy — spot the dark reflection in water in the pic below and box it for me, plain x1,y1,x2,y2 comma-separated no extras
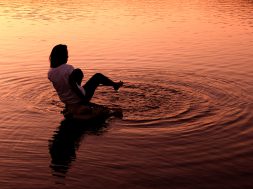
48,119,107,178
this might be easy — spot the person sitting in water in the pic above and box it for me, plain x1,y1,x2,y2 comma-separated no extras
48,44,123,118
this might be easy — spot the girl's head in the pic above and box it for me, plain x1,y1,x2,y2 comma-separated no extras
49,44,68,68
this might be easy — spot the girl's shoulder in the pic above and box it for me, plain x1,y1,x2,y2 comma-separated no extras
61,63,74,69
48,64,74,79
54,64,74,73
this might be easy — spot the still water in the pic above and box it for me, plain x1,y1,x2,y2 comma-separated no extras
0,0,253,188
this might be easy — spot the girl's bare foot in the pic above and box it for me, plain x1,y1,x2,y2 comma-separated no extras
114,81,123,91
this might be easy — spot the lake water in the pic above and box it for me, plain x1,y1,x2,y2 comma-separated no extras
0,0,253,188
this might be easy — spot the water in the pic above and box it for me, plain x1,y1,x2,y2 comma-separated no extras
0,0,253,188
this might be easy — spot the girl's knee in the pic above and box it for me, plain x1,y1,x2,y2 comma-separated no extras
94,73,103,79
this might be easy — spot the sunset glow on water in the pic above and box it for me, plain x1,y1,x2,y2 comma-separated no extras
0,0,253,188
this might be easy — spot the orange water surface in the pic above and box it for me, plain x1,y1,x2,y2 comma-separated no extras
0,0,253,189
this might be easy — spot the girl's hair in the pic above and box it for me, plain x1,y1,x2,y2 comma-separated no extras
49,44,68,68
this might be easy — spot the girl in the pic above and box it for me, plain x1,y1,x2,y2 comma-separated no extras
48,44,123,118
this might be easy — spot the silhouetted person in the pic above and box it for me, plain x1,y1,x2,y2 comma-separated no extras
48,44,123,117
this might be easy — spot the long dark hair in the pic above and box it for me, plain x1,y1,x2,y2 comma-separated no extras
49,44,68,68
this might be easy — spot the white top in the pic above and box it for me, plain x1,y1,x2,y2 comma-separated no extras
48,64,85,105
